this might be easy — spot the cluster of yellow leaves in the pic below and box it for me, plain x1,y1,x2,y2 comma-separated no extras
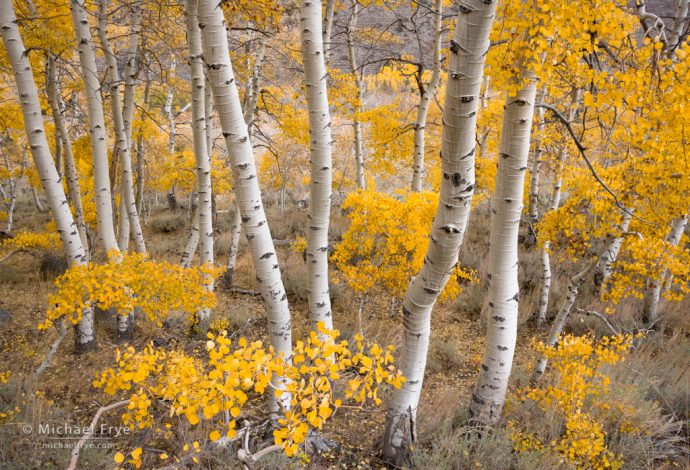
333,189,476,299
0,229,60,252
510,334,634,469
113,447,143,469
40,252,222,330
94,323,404,460
0,371,19,423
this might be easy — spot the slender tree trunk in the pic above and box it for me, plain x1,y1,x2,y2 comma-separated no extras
46,54,89,256
346,0,366,189
31,186,45,212
469,74,538,427
1,1,95,353
531,258,598,383
666,0,689,59
198,0,292,414
165,81,176,155
184,0,214,331
69,0,119,254
593,208,633,289
534,89,579,327
323,0,336,63
381,1,498,463
300,0,334,333
97,0,146,254
642,214,688,326
526,88,546,245
135,67,151,215
121,0,141,144
410,0,443,192
224,202,242,289
180,207,200,268
118,186,130,251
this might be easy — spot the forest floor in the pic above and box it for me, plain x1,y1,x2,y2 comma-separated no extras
0,198,687,469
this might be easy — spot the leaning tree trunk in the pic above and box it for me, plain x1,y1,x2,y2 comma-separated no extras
184,0,214,331
180,207,200,268
46,54,89,256
535,89,580,327
642,214,688,326
97,0,146,255
381,1,498,464
469,74,537,427
198,0,291,414
224,203,242,289
531,257,598,383
346,0,366,190
121,0,141,144
118,186,130,251
666,0,689,59
593,208,633,290
410,0,443,192
300,0,334,333
69,0,119,254
1,1,95,353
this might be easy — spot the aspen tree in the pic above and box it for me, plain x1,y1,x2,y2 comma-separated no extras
1,0,95,352
197,0,291,412
469,72,537,426
183,0,214,330
535,89,580,327
300,0,334,332
96,0,146,254
410,0,443,192
593,208,633,289
69,0,119,253
642,214,688,326
346,0,366,189
382,0,498,463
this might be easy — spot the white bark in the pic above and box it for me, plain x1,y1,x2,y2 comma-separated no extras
531,258,598,383
122,0,142,144
535,89,579,327
469,76,537,427
118,186,130,251
46,55,89,256
135,67,151,214
410,0,443,192
300,0,334,332
197,0,291,412
97,0,146,254
382,1,498,463
1,1,95,352
666,0,689,59
346,0,365,189
184,0,214,329
224,202,242,289
643,214,688,325
323,0,336,63
69,0,119,253
181,206,200,268
594,208,633,289
527,88,546,226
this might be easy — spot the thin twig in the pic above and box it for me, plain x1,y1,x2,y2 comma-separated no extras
34,321,67,377
66,400,130,470
574,308,620,335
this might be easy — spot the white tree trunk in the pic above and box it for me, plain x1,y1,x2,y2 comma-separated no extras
184,0,214,330
69,0,119,253
198,0,291,413
531,258,598,383
323,0,336,63
469,76,537,427
410,0,443,192
97,0,146,254
346,0,366,189
382,1,498,463
118,186,130,251
642,214,688,325
180,207,200,268
534,89,579,327
122,0,141,144
594,208,633,289
224,202,242,289
1,1,95,352
300,0,334,333
666,0,689,59
135,67,151,215
527,89,546,229
46,54,89,256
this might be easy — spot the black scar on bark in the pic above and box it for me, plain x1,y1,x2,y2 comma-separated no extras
497,345,508,351
492,316,505,322
259,252,274,260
